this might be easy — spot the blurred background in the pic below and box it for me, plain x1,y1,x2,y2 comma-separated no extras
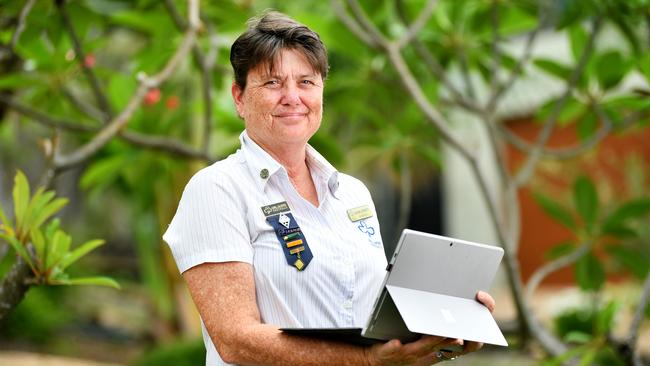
0,0,649,365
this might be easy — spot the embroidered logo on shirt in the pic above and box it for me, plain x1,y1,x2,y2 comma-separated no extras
358,220,375,237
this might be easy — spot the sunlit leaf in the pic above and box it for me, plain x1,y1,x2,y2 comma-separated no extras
12,171,30,236
578,349,598,366
59,239,104,270
29,228,46,270
564,330,592,344
53,276,121,289
46,230,71,270
29,197,68,234
0,233,34,271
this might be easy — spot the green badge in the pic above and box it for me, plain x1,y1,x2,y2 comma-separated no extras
347,205,373,222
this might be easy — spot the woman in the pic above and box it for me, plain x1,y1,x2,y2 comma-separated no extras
164,11,495,365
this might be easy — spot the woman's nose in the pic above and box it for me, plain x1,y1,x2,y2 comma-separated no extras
280,83,301,105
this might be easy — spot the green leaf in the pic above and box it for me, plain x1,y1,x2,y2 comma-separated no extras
557,97,586,127
13,170,30,236
602,223,638,239
46,230,71,270
564,330,592,344
605,245,649,279
640,54,650,85
53,276,121,289
29,197,68,234
573,176,598,232
546,241,576,260
568,24,588,62
0,73,44,90
603,198,650,229
596,301,619,334
0,233,35,271
29,228,46,270
80,154,128,191
534,59,572,80
44,218,60,241
58,239,104,270
577,111,598,141
0,199,9,228
575,253,605,291
595,51,628,90
533,193,577,231
579,349,598,366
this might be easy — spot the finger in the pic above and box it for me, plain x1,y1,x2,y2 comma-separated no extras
476,291,496,313
401,335,447,357
462,340,484,354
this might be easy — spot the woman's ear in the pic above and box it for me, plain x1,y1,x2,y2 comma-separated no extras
231,82,245,118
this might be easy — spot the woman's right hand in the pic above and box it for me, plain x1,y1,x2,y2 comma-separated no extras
366,336,464,366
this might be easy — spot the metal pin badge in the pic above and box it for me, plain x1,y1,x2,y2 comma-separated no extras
260,168,269,179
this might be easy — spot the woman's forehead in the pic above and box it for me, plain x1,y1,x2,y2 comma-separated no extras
249,49,320,78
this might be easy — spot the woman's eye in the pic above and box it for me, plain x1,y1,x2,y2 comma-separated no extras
301,80,314,85
265,80,279,86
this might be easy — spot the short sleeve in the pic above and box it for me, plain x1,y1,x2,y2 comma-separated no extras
162,168,252,273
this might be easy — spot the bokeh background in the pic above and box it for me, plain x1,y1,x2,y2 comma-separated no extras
0,0,649,365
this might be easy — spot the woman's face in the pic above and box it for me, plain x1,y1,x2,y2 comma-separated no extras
232,48,323,152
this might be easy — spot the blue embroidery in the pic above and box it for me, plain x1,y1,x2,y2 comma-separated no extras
357,220,375,238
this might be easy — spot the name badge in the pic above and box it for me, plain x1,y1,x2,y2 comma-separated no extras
347,205,373,222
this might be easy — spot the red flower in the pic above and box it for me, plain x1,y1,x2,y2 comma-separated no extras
144,88,161,106
84,54,96,68
165,95,180,110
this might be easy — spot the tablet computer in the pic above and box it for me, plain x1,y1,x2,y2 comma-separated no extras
281,229,508,347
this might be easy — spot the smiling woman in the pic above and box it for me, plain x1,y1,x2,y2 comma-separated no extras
162,10,495,366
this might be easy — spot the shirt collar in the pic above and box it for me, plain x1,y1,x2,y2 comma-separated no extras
239,130,340,197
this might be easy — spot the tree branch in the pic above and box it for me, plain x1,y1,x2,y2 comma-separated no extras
500,104,641,160
0,0,36,61
0,95,211,161
486,3,551,113
513,16,602,187
0,257,32,320
53,1,199,171
163,0,214,152
394,0,483,114
61,86,105,122
490,0,501,94
395,0,438,49
335,3,569,358
344,0,389,48
56,0,113,123
526,241,591,301
330,0,377,47
627,270,650,360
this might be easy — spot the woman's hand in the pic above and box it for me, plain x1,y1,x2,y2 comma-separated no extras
366,335,464,366
365,290,497,365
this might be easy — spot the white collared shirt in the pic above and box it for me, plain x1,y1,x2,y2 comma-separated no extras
163,131,387,365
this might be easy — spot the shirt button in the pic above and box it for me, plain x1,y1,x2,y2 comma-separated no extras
342,300,353,309
260,168,269,179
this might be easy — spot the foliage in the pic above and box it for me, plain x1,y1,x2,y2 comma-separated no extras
0,171,119,289
535,176,650,293
131,339,205,366
0,0,649,364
